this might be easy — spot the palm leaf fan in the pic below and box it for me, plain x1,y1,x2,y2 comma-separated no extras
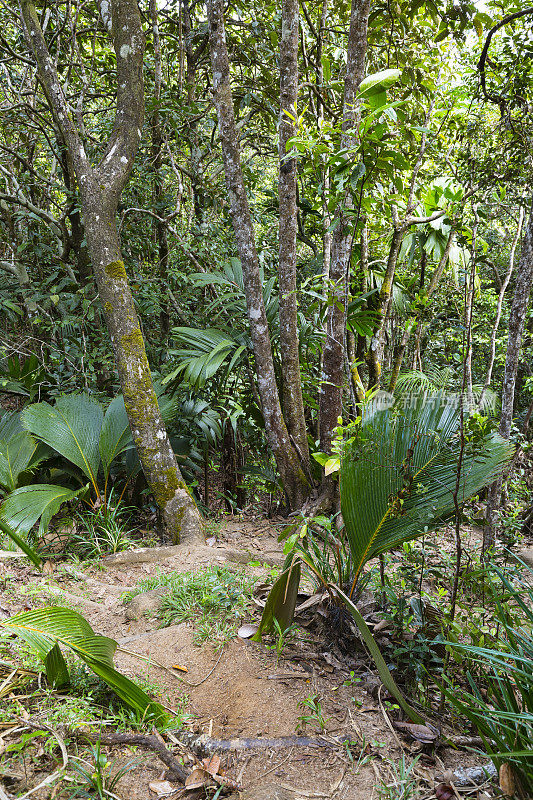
340,393,514,594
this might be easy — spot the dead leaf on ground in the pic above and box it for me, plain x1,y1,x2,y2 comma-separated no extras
149,781,184,798
393,721,439,742
500,763,516,797
435,783,454,800
294,593,325,613
172,664,189,673
184,767,213,790
184,756,239,792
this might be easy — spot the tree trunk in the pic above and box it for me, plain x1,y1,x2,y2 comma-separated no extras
478,207,524,409
484,204,533,554
278,0,310,472
367,223,404,391
207,0,309,509
19,0,203,544
149,0,171,339
318,0,371,453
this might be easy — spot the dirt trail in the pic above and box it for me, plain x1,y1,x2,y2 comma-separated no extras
0,518,489,799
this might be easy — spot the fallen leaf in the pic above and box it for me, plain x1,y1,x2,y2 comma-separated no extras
238,623,259,638
500,763,516,797
373,619,391,633
435,783,454,800
203,754,221,776
148,780,180,797
295,593,325,613
42,561,54,575
185,767,212,790
393,721,439,742
171,664,189,673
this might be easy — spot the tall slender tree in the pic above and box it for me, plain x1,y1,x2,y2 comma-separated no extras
18,0,203,543
318,0,371,453
278,0,310,474
207,0,309,508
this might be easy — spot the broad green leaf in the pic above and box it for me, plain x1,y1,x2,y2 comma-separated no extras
0,519,41,567
358,69,401,97
1,607,167,724
0,483,86,537
22,394,103,491
44,642,70,688
99,396,134,479
341,394,514,589
252,560,301,640
0,431,49,492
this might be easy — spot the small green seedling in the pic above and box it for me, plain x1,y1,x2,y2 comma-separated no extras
296,693,328,732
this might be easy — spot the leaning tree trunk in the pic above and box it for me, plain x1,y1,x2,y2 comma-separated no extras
318,0,371,453
19,0,203,544
207,0,309,509
278,0,310,473
484,204,533,555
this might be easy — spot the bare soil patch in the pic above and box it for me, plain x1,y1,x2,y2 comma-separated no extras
0,518,495,799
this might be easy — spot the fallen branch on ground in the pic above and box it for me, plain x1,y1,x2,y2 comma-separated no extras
173,731,351,758
73,730,188,782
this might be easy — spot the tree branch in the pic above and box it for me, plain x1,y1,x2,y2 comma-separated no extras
477,7,533,105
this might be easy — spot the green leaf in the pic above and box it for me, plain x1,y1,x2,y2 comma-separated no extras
340,394,514,590
252,560,301,640
44,642,70,688
0,483,86,538
0,431,49,492
335,587,426,724
1,607,167,724
99,396,134,479
358,69,402,97
22,394,103,492
0,519,41,567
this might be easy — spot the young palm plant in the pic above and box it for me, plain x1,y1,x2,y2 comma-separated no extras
0,391,176,554
254,393,514,722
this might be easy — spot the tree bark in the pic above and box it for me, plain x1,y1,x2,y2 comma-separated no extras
367,221,404,390
19,0,203,544
478,207,524,409
207,0,309,508
278,0,310,473
149,0,171,339
318,0,370,453
484,203,533,554
497,206,533,439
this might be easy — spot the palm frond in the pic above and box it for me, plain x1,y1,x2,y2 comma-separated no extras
165,328,247,389
0,429,49,493
0,483,86,537
341,393,514,588
22,395,103,492
1,607,166,722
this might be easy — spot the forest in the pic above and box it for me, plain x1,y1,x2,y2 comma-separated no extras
0,0,532,797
